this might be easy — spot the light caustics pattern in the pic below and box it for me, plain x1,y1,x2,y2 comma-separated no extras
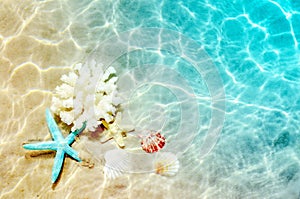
76,28,225,173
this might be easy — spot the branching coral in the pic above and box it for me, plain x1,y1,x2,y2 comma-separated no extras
50,59,122,132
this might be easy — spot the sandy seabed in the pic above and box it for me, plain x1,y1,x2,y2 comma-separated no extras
0,1,204,198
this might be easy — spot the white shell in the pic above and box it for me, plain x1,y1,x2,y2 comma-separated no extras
104,149,130,179
104,150,180,178
153,152,179,176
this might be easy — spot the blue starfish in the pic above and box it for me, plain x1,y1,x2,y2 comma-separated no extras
23,108,86,183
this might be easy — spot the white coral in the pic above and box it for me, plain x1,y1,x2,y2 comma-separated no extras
50,60,122,132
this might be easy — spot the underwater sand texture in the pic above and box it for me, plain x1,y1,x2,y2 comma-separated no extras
0,1,203,199
2,0,300,199
0,1,102,198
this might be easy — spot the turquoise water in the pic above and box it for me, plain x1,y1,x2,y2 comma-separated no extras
2,0,299,198
71,0,300,198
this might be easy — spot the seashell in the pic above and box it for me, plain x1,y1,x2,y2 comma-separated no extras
141,131,166,153
103,149,130,179
153,152,179,176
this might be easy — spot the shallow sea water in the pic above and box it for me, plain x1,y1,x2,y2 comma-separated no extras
1,0,300,198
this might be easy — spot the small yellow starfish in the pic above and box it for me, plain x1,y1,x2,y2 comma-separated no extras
100,113,134,148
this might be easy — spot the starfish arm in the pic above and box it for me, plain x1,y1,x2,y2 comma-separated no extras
122,125,135,132
64,145,81,162
23,141,57,150
100,130,113,143
65,133,76,145
51,148,65,183
65,121,87,145
114,134,125,148
71,121,87,136
46,108,64,141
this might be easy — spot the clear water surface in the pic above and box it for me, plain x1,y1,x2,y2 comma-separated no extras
1,0,300,198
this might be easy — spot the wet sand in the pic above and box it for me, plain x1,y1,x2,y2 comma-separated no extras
0,1,102,198
4,0,295,198
0,1,201,198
